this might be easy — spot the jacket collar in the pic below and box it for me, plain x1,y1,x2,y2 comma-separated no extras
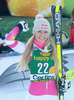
33,42,52,52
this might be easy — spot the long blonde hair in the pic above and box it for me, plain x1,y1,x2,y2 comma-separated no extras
17,35,58,75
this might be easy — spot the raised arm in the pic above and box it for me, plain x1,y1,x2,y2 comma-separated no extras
5,20,29,54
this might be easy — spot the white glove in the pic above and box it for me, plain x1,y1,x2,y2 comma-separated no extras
19,20,29,32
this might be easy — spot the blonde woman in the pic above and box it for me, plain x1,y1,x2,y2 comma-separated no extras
5,14,59,100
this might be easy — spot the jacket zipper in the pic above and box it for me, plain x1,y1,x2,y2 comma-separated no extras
46,81,48,90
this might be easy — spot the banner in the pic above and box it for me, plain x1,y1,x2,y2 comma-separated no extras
6,0,74,17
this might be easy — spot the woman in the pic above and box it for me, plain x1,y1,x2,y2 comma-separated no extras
5,14,59,100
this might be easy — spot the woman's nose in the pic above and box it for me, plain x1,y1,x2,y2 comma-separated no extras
40,32,44,35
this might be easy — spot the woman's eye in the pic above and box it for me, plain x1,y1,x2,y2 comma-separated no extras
44,31,48,33
38,30,41,33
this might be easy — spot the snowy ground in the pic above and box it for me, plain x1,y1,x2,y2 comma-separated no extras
0,49,74,100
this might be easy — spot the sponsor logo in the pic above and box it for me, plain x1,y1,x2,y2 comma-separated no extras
30,74,56,81
34,56,49,61
55,11,61,44
40,52,51,56
55,12,61,32
41,24,48,29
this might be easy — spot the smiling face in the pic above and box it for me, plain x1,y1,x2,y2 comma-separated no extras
34,30,49,43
